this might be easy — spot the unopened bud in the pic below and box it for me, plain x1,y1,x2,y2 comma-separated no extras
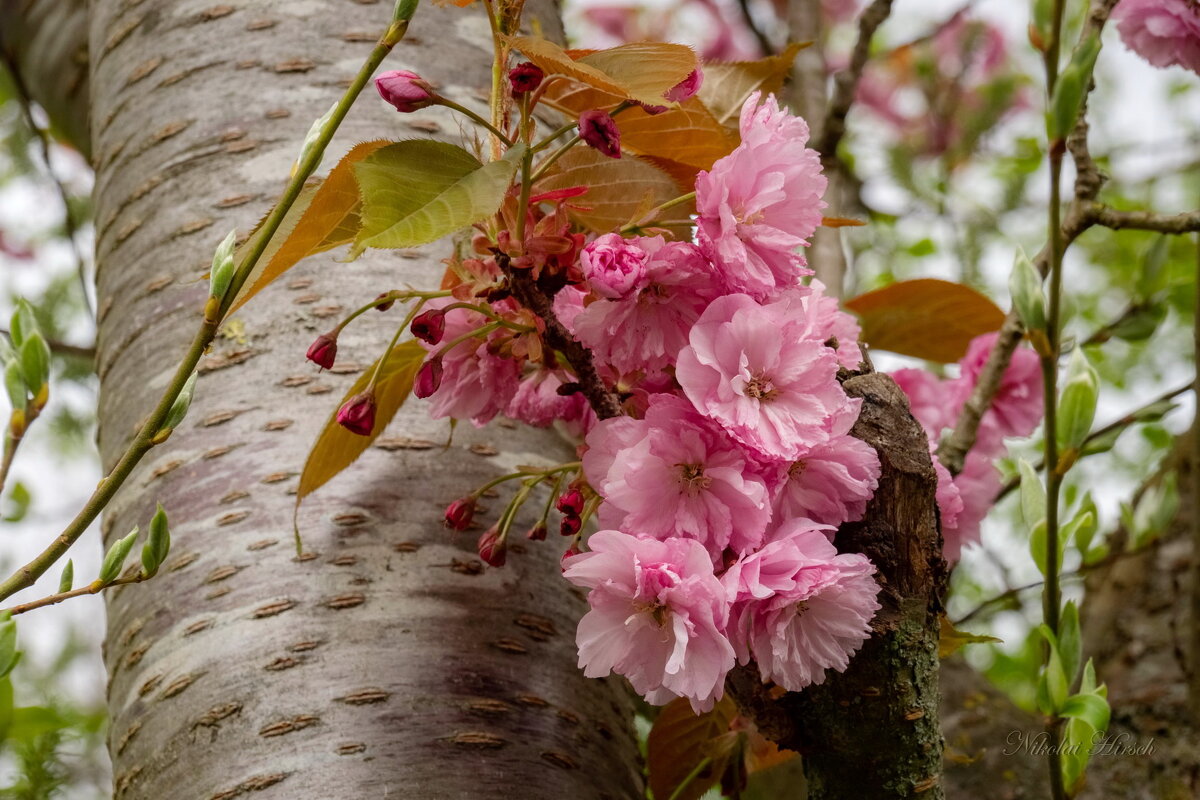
410,309,446,345
509,62,545,96
664,68,703,103
208,229,238,301
306,332,338,370
578,110,621,159
560,543,581,570
375,292,397,312
477,526,507,567
375,70,437,113
1009,247,1047,333
560,515,582,537
1057,348,1099,454
337,391,377,436
444,497,477,530
526,521,548,541
414,357,444,398
556,487,585,517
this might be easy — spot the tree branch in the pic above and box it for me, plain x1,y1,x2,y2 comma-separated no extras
816,0,894,170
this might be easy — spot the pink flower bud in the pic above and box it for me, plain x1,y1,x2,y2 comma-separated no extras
337,391,377,436
559,515,582,537
414,357,444,398
664,68,704,103
478,527,507,567
375,70,436,113
556,487,585,516
580,233,648,299
410,309,446,345
509,62,545,96
306,332,338,370
578,110,621,159
526,521,548,541
444,497,477,530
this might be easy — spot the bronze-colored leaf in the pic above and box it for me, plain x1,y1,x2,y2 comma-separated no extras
938,614,1003,659
844,278,1006,363
537,148,690,234
820,215,867,228
647,696,738,800
296,340,426,505
541,82,734,173
229,140,393,313
698,42,810,126
509,36,698,106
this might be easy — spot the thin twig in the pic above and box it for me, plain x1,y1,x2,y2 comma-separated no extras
0,50,93,320
816,0,893,169
995,382,1193,503
3,572,148,616
1190,232,1200,715
735,0,775,57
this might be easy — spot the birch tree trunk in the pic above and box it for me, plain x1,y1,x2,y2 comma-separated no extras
88,2,641,798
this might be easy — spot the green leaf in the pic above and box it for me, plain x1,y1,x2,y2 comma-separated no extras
1018,459,1046,528
99,528,139,584
1080,658,1099,694
296,340,426,506
352,141,524,255
1057,348,1099,453
1061,691,1110,733
162,372,197,433
8,300,37,348
4,361,27,410
1009,247,1046,332
0,614,18,679
2,481,31,523
58,560,74,594
1058,601,1082,685
939,615,1002,658
18,333,50,392
1036,626,1069,715
1136,236,1170,298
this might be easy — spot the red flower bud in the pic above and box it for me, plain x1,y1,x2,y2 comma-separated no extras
556,487,585,517
306,332,338,370
477,526,507,567
375,292,396,312
561,543,581,569
664,68,704,103
410,309,446,345
336,391,377,436
526,521,548,541
508,62,545,96
375,70,436,113
578,110,621,159
414,357,444,398
444,497,477,530
559,515,582,537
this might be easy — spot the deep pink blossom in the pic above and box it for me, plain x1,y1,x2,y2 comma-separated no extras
1114,0,1200,74
696,93,827,296
306,333,338,370
952,333,1044,447
943,450,1002,562
676,293,852,461
665,69,704,102
573,239,722,375
509,62,545,95
890,368,957,440
417,298,520,425
580,233,649,299
337,391,376,436
726,520,880,691
579,110,622,158
583,395,771,559
563,530,735,711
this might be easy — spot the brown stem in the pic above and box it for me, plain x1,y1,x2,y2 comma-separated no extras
1190,232,1200,716
4,572,147,616
816,0,893,170
496,254,622,420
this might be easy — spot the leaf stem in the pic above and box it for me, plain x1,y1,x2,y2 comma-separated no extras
438,98,513,147
4,571,148,616
0,17,413,604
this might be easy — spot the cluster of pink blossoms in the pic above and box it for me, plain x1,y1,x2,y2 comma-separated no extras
890,332,1044,562
1114,0,1200,75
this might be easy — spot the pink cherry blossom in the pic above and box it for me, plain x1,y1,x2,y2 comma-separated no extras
579,233,649,299
563,530,735,712
696,92,827,296
417,298,520,425
726,520,881,691
573,239,722,375
721,518,839,604
952,332,1044,446
1114,0,1200,74
943,450,1002,562
807,279,864,370
582,395,771,559
890,368,957,441
676,293,852,461
768,424,881,528
505,369,593,432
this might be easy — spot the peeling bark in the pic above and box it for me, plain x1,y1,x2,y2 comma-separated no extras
729,372,946,799
90,2,641,798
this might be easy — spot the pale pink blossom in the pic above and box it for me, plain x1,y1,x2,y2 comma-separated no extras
807,279,864,370
696,93,827,296
580,233,649,299
727,520,880,691
933,447,964,532
583,395,771,559
418,298,519,425
573,240,722,375
505,369,593,432
1114,0,1200,74
676,293,851,461
563,530,735,711
721,518,840,604
890,368,957,440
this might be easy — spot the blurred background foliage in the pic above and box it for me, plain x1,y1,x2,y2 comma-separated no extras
0,0,1196,796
